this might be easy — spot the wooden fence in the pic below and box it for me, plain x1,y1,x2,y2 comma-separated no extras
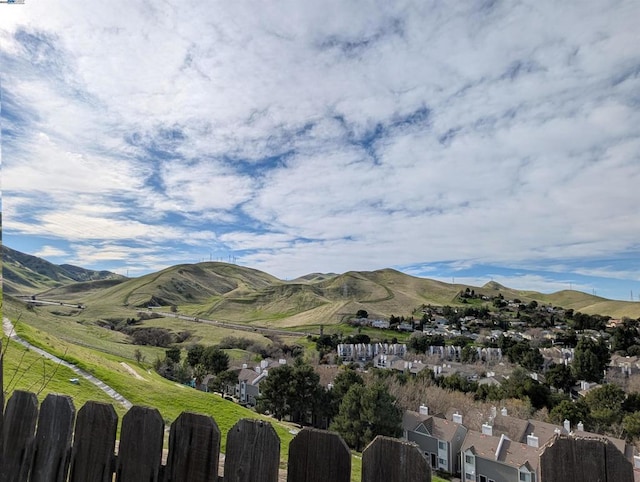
0,390,432,482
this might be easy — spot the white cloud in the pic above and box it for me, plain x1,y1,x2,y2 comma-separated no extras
33,245,68,259
1,1,639,298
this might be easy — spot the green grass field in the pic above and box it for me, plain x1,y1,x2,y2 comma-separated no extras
1,316,385,480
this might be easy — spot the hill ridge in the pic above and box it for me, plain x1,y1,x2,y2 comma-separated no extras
4,245,640,321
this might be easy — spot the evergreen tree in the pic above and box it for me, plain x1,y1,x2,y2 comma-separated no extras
202,346,229,374
331,383,401,452
328,368,364,420
545,363,576,393
584,384,626,432
256,360,324,425
290,359,322,424
257,364,295,420
186,344,205,367
165,347,181,364
572,338,610,383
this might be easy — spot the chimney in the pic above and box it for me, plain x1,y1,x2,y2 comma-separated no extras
577,421,584,432
453,412,463,424
563,419,571,432
501,407,508,416
526,433,539,448
495,434,508,460
419,405,429,416
481,423,493,436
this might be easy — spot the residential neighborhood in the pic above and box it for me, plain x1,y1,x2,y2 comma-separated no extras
404,404,640,482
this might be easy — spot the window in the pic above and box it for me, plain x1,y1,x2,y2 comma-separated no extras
438,441,447,450
480,476,487,482
438,458,447,467
465,473,474,480
465,454,474,464
519,472,531,482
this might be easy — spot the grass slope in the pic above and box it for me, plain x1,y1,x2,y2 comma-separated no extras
2,314,383,481
5,320,295,455
2,245,124,295
8,246,640,329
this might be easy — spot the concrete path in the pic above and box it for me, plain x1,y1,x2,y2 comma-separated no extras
3,317,132,409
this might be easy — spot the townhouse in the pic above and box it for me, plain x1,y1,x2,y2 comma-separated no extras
403,406,638,482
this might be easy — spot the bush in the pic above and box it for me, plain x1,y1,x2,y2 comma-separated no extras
126,327,175,347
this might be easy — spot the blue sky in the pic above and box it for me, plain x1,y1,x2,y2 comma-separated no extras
1,1,639,301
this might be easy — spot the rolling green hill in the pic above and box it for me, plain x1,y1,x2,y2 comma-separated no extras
2,245,125,295
4,246,640,326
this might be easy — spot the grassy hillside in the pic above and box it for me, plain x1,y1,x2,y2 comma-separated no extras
6,247,640,328
2,337,127,415
1,312,385,480
2,295,286,366
3,318,296,453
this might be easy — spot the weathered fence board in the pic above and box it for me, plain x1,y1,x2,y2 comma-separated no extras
287,428,351,482
68,401,117,482
5,389,639,482
540,434,634,482
361,436,431,482
115,406,164,482
224,419,280,482
1,340,4,466
1,391,39,482
30,394,75,482
164,412,220,482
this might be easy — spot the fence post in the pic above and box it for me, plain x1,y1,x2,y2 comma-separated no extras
1,340,4,467
287,428,351,482
30,394,76,482
68,401,118,482
540,434,633,482
115,405,164,482
0,390,39,482
164,412,221,482
361,436,431,482
224,419,280,482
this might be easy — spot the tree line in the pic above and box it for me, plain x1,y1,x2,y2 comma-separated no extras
256,362,402,452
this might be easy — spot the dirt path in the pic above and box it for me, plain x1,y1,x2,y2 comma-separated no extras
120,362,146,380
3,317,133,409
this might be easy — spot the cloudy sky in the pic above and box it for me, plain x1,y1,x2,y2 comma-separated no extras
1,1,639,300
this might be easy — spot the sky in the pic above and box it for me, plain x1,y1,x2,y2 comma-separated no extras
1,1,639,301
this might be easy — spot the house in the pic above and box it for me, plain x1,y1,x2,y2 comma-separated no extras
398,322,415,332
234,367,267,406
477,411,636,481
404,403,638,482
232,358,287,406
461,430,539,482
403,406,468,474
371,319,390,329
373,354,401,369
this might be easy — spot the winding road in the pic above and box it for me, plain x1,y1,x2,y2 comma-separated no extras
2,317,132,409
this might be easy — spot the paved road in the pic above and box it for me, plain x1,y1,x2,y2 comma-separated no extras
3,317,132,409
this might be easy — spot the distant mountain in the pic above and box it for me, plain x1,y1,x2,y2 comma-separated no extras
4,246,640,321
2,245,126,295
